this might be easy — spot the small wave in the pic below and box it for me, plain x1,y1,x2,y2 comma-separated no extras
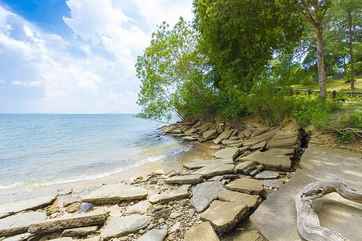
0,152,173,190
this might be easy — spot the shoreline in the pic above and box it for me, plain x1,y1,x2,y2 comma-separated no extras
0,141,214,204
0,120,361,241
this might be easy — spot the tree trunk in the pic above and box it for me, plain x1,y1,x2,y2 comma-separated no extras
315,25,327,98
347,11,355,91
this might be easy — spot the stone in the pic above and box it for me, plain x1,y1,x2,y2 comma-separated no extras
83,236,101,241
227,229,266,241
213,129,233,144
240,149,293,171
170,211,182,219
126,201,152,215
165,174,202,185
217,190,260,208
197,122,213,133
0,195,56,218
214,147,238,159
184,127,198,136
251,127,270,137
48,238,73,241
249,141,267,151
263,179,284,189
148,186,189,204
82,183,148,205
226,178,264,195
183,159,233,170
2,233,32,241
235,161,258,174
28,210,109,235
0,211,47,237
249,164,264,176
79,202,94,213
267,131,299,149
184,222,220,241
242,129,278,147
182,136,198,141
100,215,151,240
254,171,280,180
169,222,181,234
209,144,222,150
62,226,98,238
191,182,224,212
65,203,80,213
201,129,218,141
136,228,168,241
200,200,249,234
221,139,243,147
194,163,235,178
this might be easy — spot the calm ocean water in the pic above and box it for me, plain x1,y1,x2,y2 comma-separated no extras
0,114,185,189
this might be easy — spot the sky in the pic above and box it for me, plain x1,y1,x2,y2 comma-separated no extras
0,0,193,113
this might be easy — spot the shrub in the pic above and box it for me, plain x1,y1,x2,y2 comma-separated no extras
247,80,294,126
292,97,340,128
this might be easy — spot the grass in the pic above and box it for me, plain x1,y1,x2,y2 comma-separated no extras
292,77,362,92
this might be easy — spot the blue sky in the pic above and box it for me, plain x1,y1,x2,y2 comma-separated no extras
0,0,193,113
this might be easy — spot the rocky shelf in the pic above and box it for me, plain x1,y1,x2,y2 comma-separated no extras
0,120,309,241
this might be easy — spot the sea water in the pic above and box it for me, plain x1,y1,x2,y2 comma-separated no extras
0,114,185,189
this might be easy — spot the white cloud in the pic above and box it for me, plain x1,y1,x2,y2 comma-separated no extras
0,0,193,113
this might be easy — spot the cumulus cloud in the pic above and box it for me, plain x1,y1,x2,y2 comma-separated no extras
0,0,193,113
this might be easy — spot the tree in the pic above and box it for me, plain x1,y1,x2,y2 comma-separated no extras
332,0,362,90
136,18,213,120
193,0,304,92
298,0,331,98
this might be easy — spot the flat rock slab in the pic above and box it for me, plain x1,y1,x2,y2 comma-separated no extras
214,148,238,159
28,210,109,235
217,190,260,208
225,229,266,241
126,201,152,215
200,200,249,234
194,163,235,178
242,129,278,147
136,228,167,241
235,161,257,174
240,149,292,171
202,129,218,141
0,195,56,218
184,222,220,241
0,211,47,237
183,159,233,170
213,129,233,144
48,238,73,241
100,214,151,240
254,171,280,180
226,178,264,195
165,175,202,185
191,182,224,212
62,226,98,237
252,144,362,241
82,183,148,205
148,186,189,204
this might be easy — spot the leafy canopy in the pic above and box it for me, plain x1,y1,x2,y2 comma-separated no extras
193,0,304,91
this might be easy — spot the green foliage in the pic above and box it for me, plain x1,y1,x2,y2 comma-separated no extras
194,0,304,91
335,111,362,143
338,111,362,129
292,97,340,128
136,18,208,120
247,80,294,126
336,130,355,144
